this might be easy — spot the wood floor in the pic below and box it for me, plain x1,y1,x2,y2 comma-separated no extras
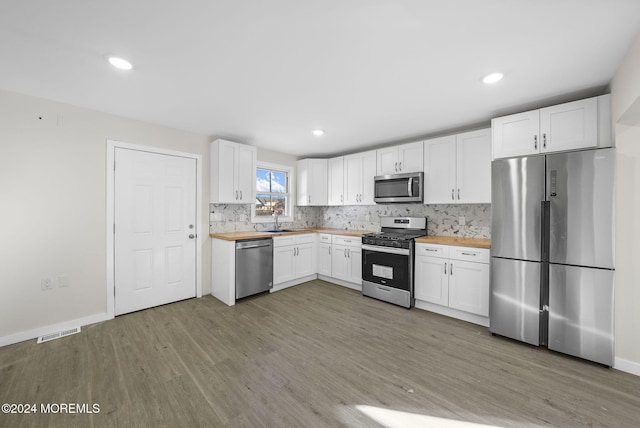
1,280,639,427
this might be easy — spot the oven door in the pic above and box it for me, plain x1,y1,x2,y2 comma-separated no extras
361,244,410,291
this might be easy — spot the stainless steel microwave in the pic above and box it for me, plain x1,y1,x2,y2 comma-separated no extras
374,172,423,203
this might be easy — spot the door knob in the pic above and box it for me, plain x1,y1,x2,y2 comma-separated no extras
189,224,195,229
189,234,195,239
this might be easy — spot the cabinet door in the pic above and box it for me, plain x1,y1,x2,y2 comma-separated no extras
236,144,256,203
456,129,491,204
295,243,316,278
398,142,424,173
297,159,328,206
415,256,449,306
448,260,489,316
309,159,328,205
331,244,349,281
376,146,399,175
328,156,344,206
273,246,296,284
347,247,362,284
492,110,540,159
540,97,597,153
318,243,332,276
296,159,310,206
424,135,456,204
215,140,238,203
344,154,363,205
360,150,377,205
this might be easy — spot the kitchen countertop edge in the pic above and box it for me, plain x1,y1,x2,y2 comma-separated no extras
210,228,373,241
415,236,491,249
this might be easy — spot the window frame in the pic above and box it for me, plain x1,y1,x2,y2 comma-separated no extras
251,161,295,224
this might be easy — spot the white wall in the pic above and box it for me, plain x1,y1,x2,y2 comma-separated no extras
0,90,210,341
610,31,640,374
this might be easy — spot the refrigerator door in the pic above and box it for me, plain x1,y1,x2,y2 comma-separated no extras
546,148,615,269
489,258,542,346
491,156,546,261
548,264,614,366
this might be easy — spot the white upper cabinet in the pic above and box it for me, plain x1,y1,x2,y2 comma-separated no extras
296,159,328,206
344,150,376,205
376,141,424,175
210,139,256,204
456,129,492,204
327,156,344,206
492,94,611,159
424,129,491,204
491,110,540,158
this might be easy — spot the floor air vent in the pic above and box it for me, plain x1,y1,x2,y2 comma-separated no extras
37,326,81,344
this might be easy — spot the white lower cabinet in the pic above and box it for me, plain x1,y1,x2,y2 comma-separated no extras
317,234,332,276
415,243,489,325
315,235,363,290
273,234,317,286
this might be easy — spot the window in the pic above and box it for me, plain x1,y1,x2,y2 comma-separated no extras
252,162,294,223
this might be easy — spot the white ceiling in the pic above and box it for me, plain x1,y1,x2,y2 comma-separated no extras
2,0,639,157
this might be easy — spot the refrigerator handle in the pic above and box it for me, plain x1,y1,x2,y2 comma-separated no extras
541,200,550,262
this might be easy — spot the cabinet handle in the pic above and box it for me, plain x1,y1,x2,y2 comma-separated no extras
308,195,311,204
457,188,460,200
344,249,347,258
451,189,455,201
329,246,331,255
534,135,538,150
240,190,243,200
426,248,438,252
399,161,402,171
461,252,476,256
444,262,447,274
235,190,238,200
395,162,398,172
450,263,453,275
543,133,547,149
340,194,344,203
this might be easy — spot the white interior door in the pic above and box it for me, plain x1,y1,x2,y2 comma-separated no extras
114,148,197,316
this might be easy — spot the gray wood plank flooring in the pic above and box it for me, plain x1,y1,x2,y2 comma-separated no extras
1,280,639,427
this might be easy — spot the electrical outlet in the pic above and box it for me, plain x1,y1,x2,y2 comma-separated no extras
58,275,70,288
459,216,466,226
41,278,53,291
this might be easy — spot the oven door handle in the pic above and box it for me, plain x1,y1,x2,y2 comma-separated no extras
407,177,413,197
362,244,410,256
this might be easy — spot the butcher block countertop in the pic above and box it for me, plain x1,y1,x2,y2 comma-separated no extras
210,228,373,241
415,236,491,249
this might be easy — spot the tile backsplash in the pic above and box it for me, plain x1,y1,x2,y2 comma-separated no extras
210,203,490,238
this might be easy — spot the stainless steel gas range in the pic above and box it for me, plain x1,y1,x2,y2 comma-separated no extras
361,216,427,308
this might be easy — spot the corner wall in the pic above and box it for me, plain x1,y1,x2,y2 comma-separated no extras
0,90,210,342
610,30,640,375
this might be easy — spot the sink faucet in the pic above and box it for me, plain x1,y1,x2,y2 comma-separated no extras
273,210,281,231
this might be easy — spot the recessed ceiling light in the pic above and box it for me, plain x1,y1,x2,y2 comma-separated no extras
312,129,325,136
483,72,503,84
108,56,133,71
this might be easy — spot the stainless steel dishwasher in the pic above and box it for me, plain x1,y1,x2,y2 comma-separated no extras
235,238,273,299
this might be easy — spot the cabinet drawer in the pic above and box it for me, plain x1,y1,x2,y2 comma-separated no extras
450,246,489,263
273,233,316,247
333,235,361,247
318,233,332,243
415,243,449,259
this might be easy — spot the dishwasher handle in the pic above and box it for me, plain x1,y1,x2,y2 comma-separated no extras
236,240,273,250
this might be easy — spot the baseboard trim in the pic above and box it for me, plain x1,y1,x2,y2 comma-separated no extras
271,274,318,293
0,313,110,348
317,275,362,291
415,300,489,327
614,357,640,377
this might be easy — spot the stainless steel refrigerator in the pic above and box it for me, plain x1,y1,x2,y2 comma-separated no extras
490,148,615,366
